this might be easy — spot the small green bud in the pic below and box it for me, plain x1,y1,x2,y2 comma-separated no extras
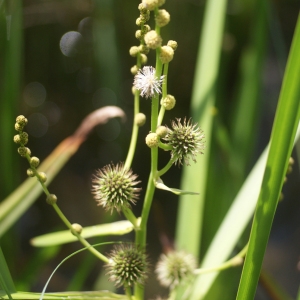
167,40,178,51
38,172,47,183
13,134,21,144
142,0,159,11
129,46,140,57
140,53,148,64
30,156,40,168
141,24,151,34
19,132,29,145
71,223,83,235
18,146,30,157
15,123,24,132
135,30,143,40
27,168,35,177
132,86,137,95
161,94,176,110
139,45,150,55
155,9,170,27
144,30,162,49
156,126,168,138
138,3,148,13
159,46,174,64
16,115,28,127
135,113,146,127
46,194,57,205
146,132,159,148
131,65,139,75
136,17,143,26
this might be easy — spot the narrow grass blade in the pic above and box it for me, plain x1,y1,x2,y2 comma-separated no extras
175,0,228,257
236,15,300,300
31,220,134,247
0,247,16,299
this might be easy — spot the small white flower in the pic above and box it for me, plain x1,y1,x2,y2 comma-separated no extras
133,66,164,98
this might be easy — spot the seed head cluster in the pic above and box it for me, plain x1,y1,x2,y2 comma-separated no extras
92,163,141,213
163,118,205,166
106,244,149,288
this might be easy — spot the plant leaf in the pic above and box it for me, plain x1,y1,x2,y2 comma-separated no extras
155,177,198,195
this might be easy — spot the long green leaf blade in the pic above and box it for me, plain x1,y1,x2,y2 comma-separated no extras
236,14,300,300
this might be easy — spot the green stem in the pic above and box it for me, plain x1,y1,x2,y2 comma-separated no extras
194,243,248,275
124,286,133,300
157,63,169,126
52,203,109,263
124,90,140,170
122,207,138,228
158,141,172,151
157,158,175,177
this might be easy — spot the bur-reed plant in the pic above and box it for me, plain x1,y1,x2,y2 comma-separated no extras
0,1,299,300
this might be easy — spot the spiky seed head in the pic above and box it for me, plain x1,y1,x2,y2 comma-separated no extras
163,118,205,166
155,9,170,27
92,163,141,214
106,244,149,288
144,30,162,49
155,250,197,288
133,66,164,99
159,46,174,64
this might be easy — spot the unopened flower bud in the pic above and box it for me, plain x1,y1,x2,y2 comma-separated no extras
138,3,148,13
159,46,174,64
144,30,162,49
140,11,150,23
18,146,30,157
135,30,143,40
38,172,47,183
135,113,146,127
161,94,176,110
15,123,24,132
27,168,35,177
156,126,168,138
16,115,28,127
136,17,143,26
71,223,83,235
139,45,150,55
156,9,170,27
140,53,148,64
158,0,166,6
146,133,159,148
18,132,29,145
132,86,137,95
167,40,178,51
129,46,140,57
141,24,151,35
131,65,139,75
46,194,57,205
13,134,21,144
30,156,40,168
142,0,159,11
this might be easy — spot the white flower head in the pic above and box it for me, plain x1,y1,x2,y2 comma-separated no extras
133,66,164,99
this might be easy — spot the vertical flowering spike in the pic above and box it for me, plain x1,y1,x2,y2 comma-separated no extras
133,66,164,99
155,250,197,288
106,244,149,288
92,163,141,214
163,118,205,166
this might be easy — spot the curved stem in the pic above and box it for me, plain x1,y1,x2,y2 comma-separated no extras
157,158,175,178
52,203,109,263
122,207,138,228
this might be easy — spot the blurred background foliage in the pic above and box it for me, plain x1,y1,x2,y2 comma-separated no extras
0,0,299,299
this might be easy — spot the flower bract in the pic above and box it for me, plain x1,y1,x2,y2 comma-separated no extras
92,163,141,213
133,66,164,99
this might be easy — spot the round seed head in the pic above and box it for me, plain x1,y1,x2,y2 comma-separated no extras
106,244,149,288
155,250,197,288
159,46,174,64
167,40,178,51
155,9,170,27
146,132,159,148
135,113,146,127
92,163,141,214
163,118,205,166
144,30,162,49
161,94,176,110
